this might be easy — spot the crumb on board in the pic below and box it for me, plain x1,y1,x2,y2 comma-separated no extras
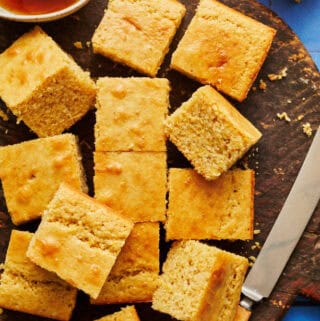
86,41,91,48
276,112,291,122
268,67,288,81
271,299,289,309
302,122,312,137
287,99,292,104
273,167,285,175
0,110,9,121
254,229,261,235
73,41,83,49
289,52,305,62
297,114,304,121
259,79,267,90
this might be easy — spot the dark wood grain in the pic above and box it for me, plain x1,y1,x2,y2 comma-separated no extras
0,1,319,321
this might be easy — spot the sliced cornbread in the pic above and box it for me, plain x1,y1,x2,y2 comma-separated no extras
95,77,170,152
94,152,167,222
95,306,140,321
166,168,254,240
0,26,96,137
26,183,134,299
92,222,159,304
165,86,262,180
171,0,276,101
92,0,186,76
0,230,77,321
152,240,249,321
0,134,87,225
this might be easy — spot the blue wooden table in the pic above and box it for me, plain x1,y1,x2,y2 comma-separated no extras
258,1,320,320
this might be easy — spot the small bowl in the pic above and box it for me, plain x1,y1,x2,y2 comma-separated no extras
0,0,90,23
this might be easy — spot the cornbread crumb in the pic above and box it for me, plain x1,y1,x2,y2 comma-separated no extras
254,229,261,235
0,26,96,137
166,168,254,240
0,231,77,321
0,134,87,225
302,122,312,137
171,0,276,101
297,114,304,121
86,41,91,48
73,41,83,49
92,0,186,76
165,86,262,180
268,67,288,81
0,110,8,121
273,167,285,176
26,184,134,299
152,240,248,321
95,306,140,321
276,112,291,122
259,79,267,90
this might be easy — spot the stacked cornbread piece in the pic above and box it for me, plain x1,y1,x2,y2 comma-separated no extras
0,0,277,320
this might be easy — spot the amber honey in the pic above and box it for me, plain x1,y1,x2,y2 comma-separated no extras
0,0,78,15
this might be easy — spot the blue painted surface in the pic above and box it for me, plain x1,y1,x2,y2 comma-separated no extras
257,1,320,320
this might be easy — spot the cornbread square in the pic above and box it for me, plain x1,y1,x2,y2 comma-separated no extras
95,306,141,321
26,183,134,299
165,86,262,180
94,152,167,222
0,134,87,225
0,230,77,321
171,0,276,101
166,168,254,240
95,77,170,152
0,26,96,137
152,240,248,321
92,0,186,76
92,222,159,304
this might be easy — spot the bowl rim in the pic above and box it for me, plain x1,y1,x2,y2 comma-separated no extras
0,0,91,22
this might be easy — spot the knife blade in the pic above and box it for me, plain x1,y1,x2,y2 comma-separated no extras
240,127,320,311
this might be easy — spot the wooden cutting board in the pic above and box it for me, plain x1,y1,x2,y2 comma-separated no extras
0,1,319,320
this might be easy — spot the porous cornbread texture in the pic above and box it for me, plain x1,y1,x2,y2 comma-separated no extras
0,134,87,225
95,306,141,321
26,183,134,299
0,231,77,321
165,86,262,180
171,0,276,101
92,222,159,304
0,26,96,137
92,0,186,76
94,152,167,222
95,77,170,152
152,240,249,321
166,168,254,240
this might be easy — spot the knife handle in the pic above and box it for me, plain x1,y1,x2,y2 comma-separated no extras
234,305,252,321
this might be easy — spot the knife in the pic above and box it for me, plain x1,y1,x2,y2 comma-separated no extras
239,127,320,319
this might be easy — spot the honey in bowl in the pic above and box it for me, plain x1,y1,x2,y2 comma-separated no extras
0,0,78,15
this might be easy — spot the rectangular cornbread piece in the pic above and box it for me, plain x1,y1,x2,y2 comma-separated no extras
152,240,249,321
91,222,160,304
166,168,254,240
95,306,141,321
165,86,262,180
171,0,276,101
92,0,186,76
0,134,87,225
26,183,134,299
0,26,96,137
0,230,77,321
94,152,167,222
95,77,170,152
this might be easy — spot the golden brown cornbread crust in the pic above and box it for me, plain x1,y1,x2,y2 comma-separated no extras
166,168,254,240
0,230,77,321
0,134,87,225
171,0,276,101
26,183,134,299
91,222,160,304
95,305,141,321
92,0,186,76
0,26,96,137
165,86,262,180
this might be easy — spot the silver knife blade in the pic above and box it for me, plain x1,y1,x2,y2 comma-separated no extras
241,127,320,310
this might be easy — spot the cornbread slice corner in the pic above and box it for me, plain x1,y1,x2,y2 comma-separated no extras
0,230,77,321
165,86,262,180
91,222,160,304
166,168,254,240
152,240,249,321
26,183,134,299
95,77,170,152
0,26,96,137
0,134,87,225
94,151,167,222
171,0,276,101
92,0,186,76
95,306,141,321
